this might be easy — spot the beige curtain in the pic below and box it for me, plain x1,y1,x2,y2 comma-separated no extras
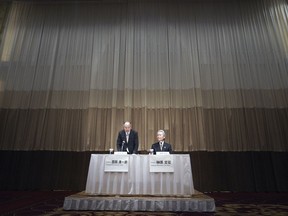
0,2,9,49
0,0,287,151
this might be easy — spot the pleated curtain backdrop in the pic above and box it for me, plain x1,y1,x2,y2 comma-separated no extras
0,0,287,152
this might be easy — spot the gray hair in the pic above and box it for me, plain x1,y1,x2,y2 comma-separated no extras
157,130,165,136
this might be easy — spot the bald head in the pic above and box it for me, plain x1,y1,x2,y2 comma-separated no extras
123,121,132,133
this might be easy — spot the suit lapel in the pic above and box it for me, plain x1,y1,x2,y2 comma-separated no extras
162,142,167,151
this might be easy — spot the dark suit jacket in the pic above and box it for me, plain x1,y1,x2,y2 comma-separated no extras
116,129,139,154
151,141,172,154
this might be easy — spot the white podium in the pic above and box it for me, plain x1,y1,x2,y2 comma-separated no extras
85,154,195,195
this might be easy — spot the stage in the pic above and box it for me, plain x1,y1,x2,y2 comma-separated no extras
64,154,215,212
63,190,215,212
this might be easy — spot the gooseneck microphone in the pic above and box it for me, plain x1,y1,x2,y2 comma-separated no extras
121,140,125,151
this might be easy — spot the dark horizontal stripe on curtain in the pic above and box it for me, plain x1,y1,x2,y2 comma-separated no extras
0,150,287,192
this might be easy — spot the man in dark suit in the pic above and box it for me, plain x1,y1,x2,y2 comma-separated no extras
116,121,139,154
151,130,172,154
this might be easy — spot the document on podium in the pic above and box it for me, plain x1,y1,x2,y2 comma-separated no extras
104,155,129,172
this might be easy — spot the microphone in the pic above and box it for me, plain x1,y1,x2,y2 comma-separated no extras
121,141,125,151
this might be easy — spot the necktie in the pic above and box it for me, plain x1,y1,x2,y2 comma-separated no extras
126,133,129,143
160,142,163,151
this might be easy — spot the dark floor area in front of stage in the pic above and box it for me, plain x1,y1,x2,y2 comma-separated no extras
1,190,288,215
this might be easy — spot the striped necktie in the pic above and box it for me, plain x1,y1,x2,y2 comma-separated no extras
160,142,163,151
